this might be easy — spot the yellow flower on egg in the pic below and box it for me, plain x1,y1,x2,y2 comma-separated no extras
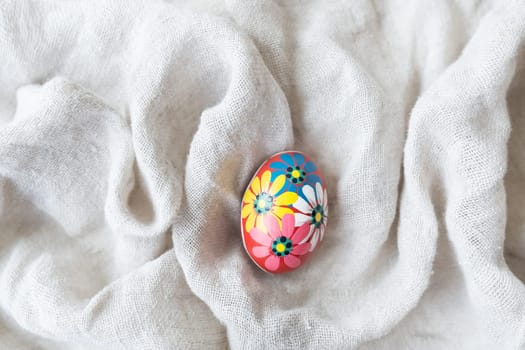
242,170,298,233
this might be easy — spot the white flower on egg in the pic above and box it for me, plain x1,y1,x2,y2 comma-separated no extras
292,183,328,251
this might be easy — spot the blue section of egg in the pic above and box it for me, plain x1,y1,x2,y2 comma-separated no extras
269,152,322,200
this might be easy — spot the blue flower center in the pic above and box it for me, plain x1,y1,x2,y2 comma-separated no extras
311,205,325,227
286,166,306,184
272,236,293,256
253,192,273,214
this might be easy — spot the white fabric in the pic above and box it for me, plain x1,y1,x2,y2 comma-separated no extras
1,0,525,348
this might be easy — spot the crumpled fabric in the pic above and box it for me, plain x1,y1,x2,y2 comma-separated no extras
1,0,525,349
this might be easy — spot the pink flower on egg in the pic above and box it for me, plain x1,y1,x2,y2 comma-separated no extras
249,214,311,272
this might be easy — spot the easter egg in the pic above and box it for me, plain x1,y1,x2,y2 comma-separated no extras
240,151,328,274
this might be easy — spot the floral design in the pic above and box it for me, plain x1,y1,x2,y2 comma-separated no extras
292,183,328,251
269,153,321,194
250,214,311,271
241,151,328,273
241,170,298,233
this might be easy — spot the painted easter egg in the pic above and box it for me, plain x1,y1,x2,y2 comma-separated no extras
241,151,328,274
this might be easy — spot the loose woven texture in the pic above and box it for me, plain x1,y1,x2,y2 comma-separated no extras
1,0,525,349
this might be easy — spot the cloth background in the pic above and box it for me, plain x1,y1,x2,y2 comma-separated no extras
1,0,525,348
